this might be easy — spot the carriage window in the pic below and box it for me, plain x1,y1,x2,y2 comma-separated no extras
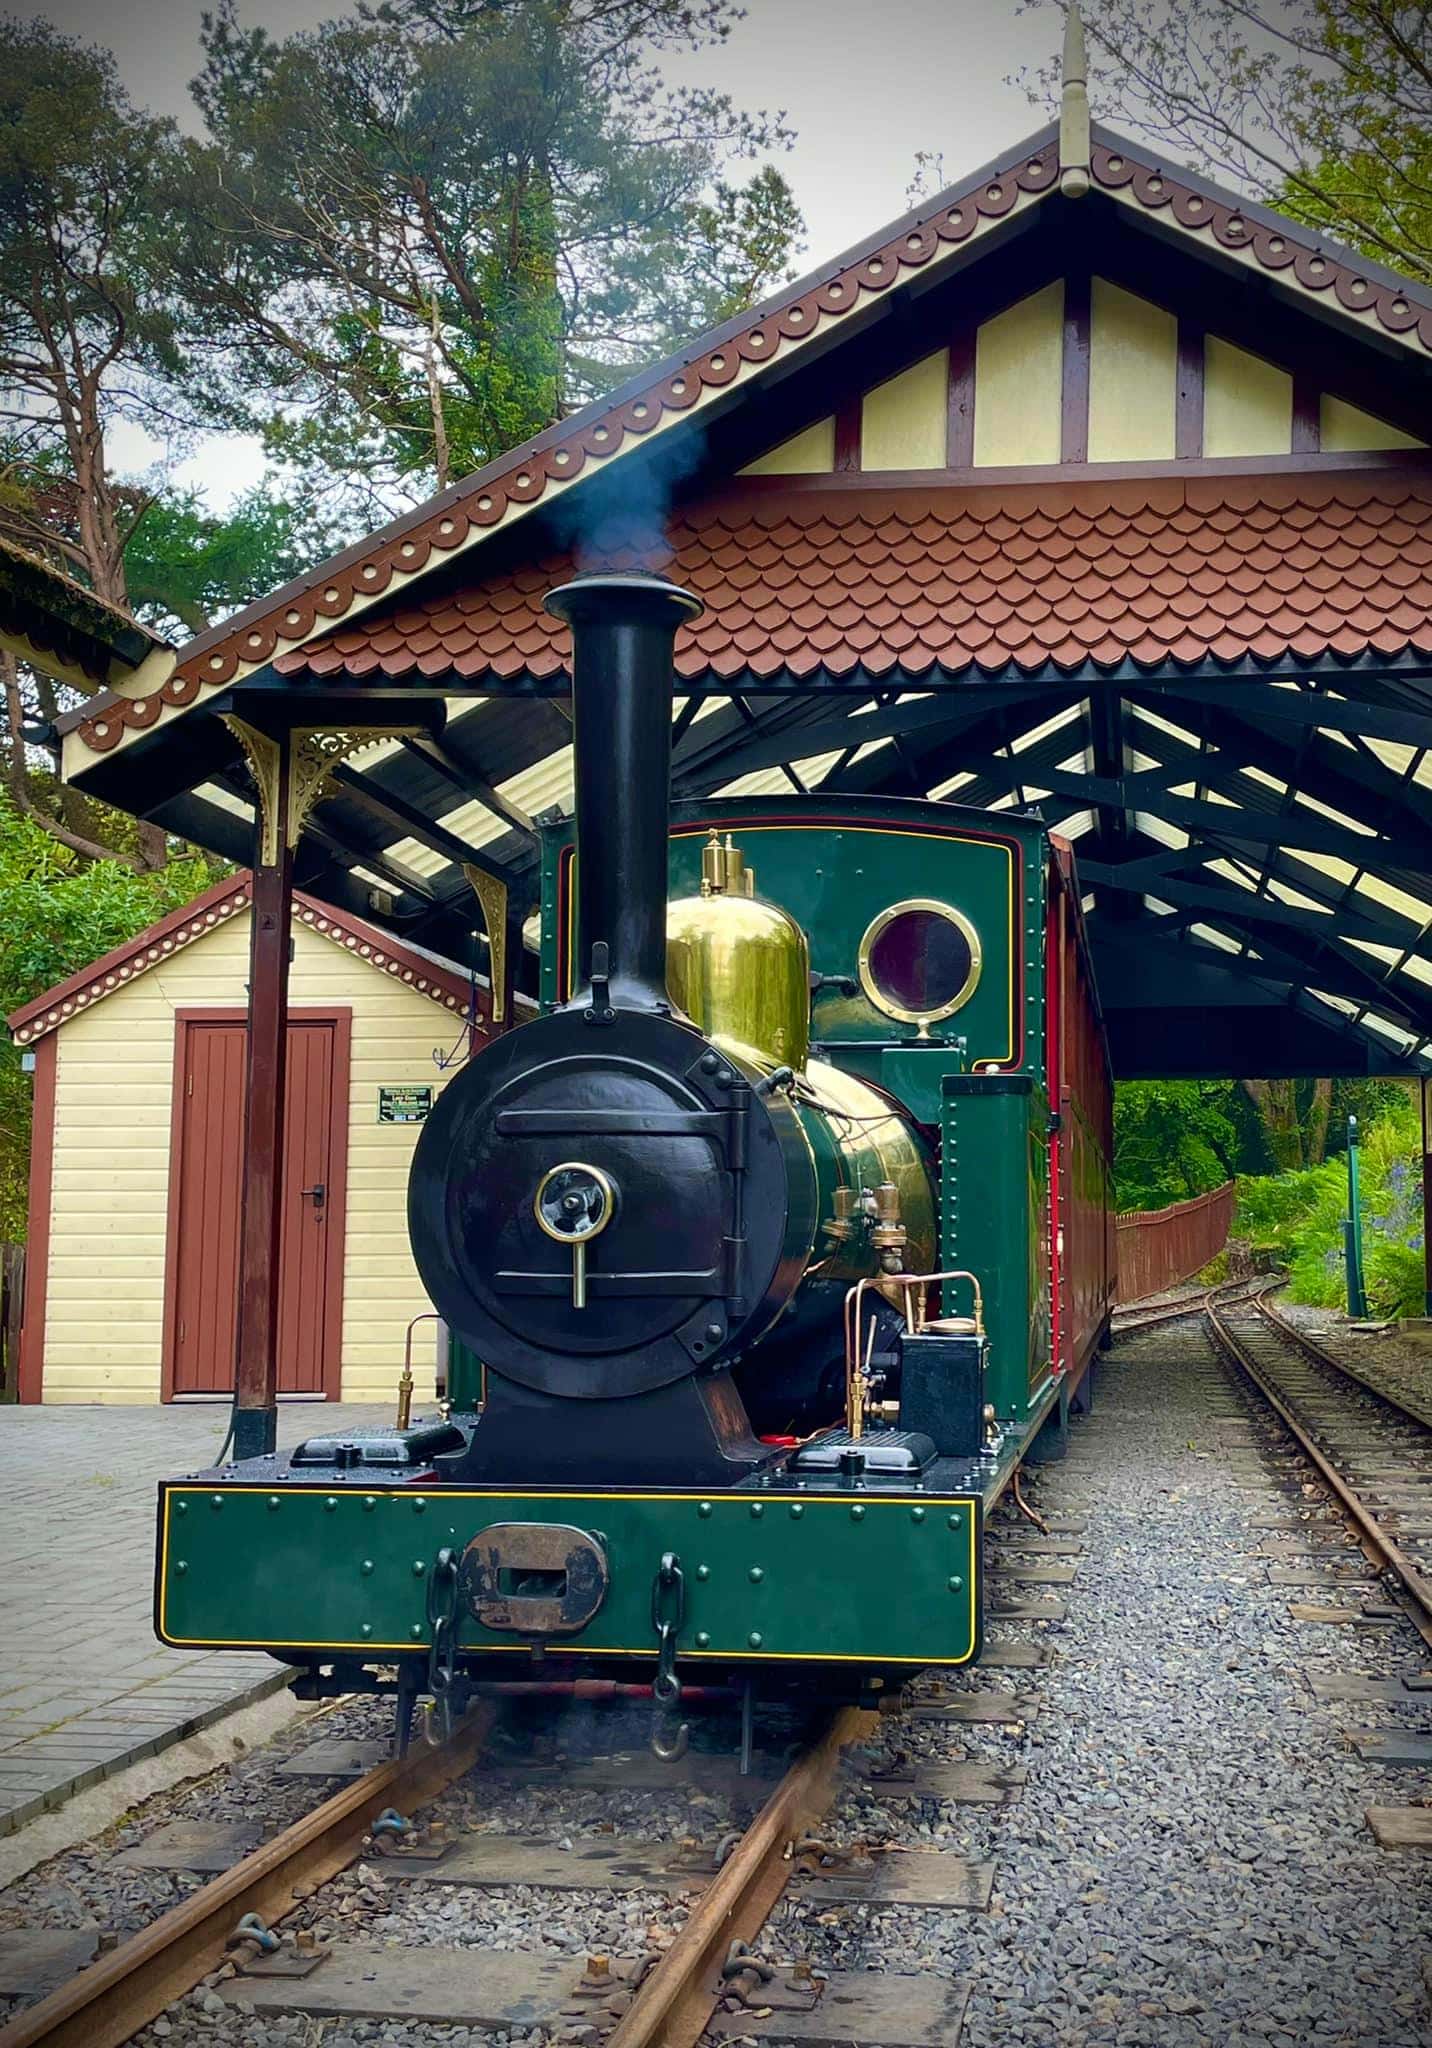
857,900,982,1034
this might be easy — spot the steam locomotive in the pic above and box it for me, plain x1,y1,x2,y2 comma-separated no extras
155,574,1113,1741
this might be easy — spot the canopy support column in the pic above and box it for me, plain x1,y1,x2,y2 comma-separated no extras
221,713,441,1458
233,726,294,1461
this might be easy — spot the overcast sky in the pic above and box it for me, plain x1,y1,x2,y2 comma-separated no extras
35,0,1066,503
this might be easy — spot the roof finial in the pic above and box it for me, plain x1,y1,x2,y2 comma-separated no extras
1059,3,1091,199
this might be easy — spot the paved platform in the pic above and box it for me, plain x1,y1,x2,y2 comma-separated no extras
0,1400,388,1836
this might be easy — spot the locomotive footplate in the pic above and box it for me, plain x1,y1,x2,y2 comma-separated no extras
155,1452,985,1674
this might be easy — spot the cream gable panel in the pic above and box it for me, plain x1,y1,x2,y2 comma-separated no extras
861,349,948,471
974,283,1063,467
1321,395,1426,452
1089,280,1176,461
41,908,453,1405
1204,337,1292,457
738,416,835,475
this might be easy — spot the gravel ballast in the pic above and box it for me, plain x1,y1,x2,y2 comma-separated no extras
769,1326,1432,2045
7,1324,1432,2047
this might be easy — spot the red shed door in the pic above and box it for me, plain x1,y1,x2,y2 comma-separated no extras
164,1014,347,1399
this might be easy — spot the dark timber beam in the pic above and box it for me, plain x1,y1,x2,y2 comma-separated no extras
303,815,444,905
328,763,530,894
680,687,1073,792
1085,872,1422,1023
1138,678,1432,753
401,733,538,846
673,693,832,789
1089,867,1401,950
1117,710,1432,869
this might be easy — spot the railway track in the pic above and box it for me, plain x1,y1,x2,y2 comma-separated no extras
0,1693,922,2048
1205,1291,1432,1649
0,1707,502,2048
1110,1273,1274,1333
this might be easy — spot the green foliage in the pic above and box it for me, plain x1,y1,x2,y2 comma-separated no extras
168,0,805,510
1234,1087,1425,1318
1269,3,1431,280
0,19,189,595
122,486,330,637
1046,1,1430,283
0,799,225,1239
1114,1079,1238,1210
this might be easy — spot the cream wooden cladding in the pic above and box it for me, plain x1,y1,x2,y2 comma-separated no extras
861,350,949,471
734,274,1424,473
975,282,1064,467
1088,280,1177,462
39,910,451,1405
1204,337,1293,458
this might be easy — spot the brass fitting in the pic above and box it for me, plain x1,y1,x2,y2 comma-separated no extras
700,829,755,898
869,1180,908,1275
823,1184,857,1245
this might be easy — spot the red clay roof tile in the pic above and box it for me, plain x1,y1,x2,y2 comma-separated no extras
271,475,1432,689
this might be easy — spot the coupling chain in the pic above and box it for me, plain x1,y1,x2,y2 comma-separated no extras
426,1545,460,1742
650,1550,684,1705
649,1551,689,1760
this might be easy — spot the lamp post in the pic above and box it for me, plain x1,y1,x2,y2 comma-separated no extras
1344,1112,1368,1321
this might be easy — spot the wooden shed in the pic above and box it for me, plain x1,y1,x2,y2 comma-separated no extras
8,874,493,1405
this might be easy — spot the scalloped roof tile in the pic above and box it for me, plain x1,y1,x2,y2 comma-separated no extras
263,476,1430,686
66,113,1432,761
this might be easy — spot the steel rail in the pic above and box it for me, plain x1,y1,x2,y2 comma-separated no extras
1205,1302,1432,1652
1112,1276,1274,1334
1254,1292,1432,1436
0,1706,499,2048
607,1703,876,2048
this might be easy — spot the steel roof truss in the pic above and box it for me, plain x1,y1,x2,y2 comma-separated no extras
400,733,539,847
327,763,532,895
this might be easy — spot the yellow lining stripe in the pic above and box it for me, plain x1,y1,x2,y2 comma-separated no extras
158,1487,979,1662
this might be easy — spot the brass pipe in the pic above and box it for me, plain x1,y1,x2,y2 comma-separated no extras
398,1312,441,1428
842,1265,988,1439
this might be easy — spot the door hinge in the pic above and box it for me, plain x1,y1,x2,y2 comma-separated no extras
186,1073,193,1096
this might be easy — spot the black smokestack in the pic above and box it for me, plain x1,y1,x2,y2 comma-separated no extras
544,574,702,1014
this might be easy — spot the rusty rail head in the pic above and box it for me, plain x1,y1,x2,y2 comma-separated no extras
0,1707,498,2048
1208,1299,1432,1657
606,1704,876,2048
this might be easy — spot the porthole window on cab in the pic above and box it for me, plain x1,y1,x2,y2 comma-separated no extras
857,899,982,1037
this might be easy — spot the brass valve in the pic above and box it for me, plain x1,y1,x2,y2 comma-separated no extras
701,829,755,898
823,1184,857,1245
869,1180,908,1274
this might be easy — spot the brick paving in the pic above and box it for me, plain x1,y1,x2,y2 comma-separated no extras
0,1400,387,1836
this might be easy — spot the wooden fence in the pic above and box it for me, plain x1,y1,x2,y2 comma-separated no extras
1115,1182,1236,1303
1,1243,23,1401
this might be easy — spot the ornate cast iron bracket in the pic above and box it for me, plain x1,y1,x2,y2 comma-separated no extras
463,861,509,1024
224,717,423,867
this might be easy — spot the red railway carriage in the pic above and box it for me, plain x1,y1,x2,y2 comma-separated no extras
1047,838,1116,1403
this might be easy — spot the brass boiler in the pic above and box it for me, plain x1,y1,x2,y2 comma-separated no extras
666,833,937,1303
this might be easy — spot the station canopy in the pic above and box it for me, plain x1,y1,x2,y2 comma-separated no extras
36,110,1432,1082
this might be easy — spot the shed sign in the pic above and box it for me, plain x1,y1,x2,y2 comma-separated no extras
378,1084,433,1125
